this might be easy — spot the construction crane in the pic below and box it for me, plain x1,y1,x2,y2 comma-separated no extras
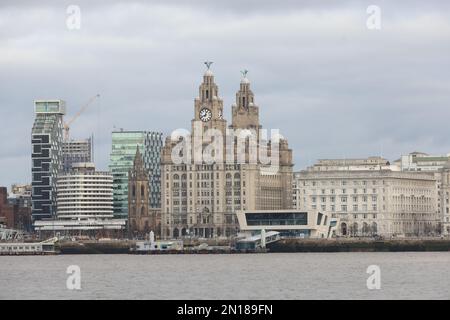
64,94,100,141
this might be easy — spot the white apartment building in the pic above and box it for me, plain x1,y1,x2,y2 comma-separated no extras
56,163,113,218
34,163,126,234
293,158,440,238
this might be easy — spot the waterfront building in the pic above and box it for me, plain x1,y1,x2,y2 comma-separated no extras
109,130,163,218
0,187,14,229
400,151,450,172
0,187,32,232
8,184,32,208
397,151,450,235
439,164,450,235
293,158,440,237
33,163,126,236
62,137,93,172
236,210,336,239
56,163,113,219
161,65,293,239
31,100,66,221
128,147,160,238
305,157,396,172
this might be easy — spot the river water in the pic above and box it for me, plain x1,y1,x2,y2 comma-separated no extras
0,252,449,299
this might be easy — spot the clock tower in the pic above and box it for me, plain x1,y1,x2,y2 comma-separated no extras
192,62,227,137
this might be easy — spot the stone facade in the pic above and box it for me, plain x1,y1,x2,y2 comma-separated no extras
161,66,293,239
398,151,450,235
128,147,159,238
438,165,450,235
293,159,440,237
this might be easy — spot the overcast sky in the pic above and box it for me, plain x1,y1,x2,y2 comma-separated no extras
1,0,450,187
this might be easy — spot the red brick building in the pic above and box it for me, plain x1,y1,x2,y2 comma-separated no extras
0,187,32,231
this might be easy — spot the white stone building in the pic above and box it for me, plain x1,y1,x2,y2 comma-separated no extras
293,158,440,237
398,152,450,235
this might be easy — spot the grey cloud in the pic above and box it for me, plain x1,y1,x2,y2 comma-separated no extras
1,1,450,187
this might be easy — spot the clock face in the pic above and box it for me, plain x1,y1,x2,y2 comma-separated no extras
199,108,212,122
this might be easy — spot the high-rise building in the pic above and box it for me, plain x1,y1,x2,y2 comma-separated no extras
56,163,113,219
62,137,93,172
293,157,440,237
33,162,126,235
109,130,163,219
31,100,66,221
161,65,293,239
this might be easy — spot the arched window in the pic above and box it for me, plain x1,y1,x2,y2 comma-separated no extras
141,206,145,216
341,223,347,236
141,185,145,197
173,174,179,180
132,185,136,197
234,173,240,179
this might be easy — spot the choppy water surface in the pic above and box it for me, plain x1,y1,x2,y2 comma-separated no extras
1,252,449,299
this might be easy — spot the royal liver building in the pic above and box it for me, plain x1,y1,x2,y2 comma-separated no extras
161,64,293,239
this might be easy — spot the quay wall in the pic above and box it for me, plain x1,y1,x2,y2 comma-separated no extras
267,239,450,252
56,239,450,254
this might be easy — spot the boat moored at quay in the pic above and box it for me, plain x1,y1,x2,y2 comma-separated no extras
0,237,59,255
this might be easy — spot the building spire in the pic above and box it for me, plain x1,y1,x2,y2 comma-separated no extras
236,69,253,109
199,61,219,101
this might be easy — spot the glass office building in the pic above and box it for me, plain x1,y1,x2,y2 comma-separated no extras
109,130,163,218
31,100,66,221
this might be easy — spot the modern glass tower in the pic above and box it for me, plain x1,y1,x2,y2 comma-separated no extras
109,130,163,219
31,100,66,221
